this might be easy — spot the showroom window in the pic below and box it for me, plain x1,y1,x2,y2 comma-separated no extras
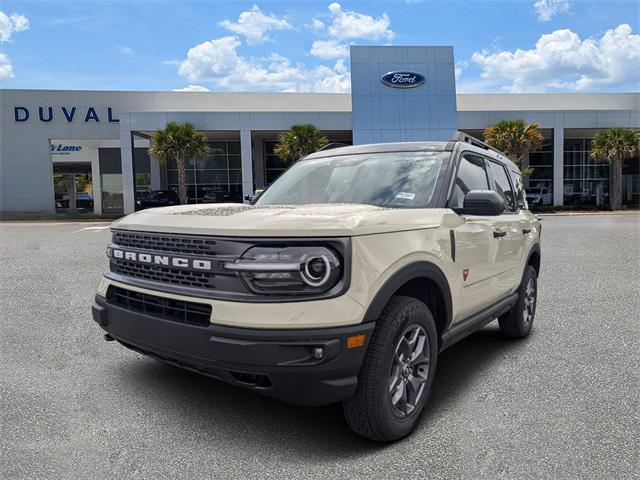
166,140,242,202
622,154,640,207
527,135,553,196
563,138,610,207
264,140,290,184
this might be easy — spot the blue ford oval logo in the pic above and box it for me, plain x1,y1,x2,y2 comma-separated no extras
381,71,425,88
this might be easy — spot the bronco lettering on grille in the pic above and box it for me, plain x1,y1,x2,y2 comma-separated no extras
107,247,213,271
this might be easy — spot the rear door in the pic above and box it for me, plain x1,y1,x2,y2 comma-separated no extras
485,159,526,296
449,153,497,320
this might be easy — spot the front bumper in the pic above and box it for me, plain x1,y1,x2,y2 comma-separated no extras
92,296,375,406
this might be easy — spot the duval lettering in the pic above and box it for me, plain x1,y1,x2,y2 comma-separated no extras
14,106,120,123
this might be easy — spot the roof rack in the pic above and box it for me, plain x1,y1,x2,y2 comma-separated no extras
318,142,349,151
449,131,505,157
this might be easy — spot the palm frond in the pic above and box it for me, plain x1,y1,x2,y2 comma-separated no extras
148,122,209,204
274,124,328,163
484,119,544,168
590,127,640,165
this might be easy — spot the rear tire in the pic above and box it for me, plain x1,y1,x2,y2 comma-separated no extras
498,265,537,338
343,295,438,442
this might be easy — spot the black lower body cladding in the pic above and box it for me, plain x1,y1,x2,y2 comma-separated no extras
92,296,375,406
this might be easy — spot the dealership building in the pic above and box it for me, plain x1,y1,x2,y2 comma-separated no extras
1,46,638,216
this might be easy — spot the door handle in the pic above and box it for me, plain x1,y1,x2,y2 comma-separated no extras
522,228,532,234
493,230,507,238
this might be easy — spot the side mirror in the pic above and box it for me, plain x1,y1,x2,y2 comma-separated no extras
459,190,505,216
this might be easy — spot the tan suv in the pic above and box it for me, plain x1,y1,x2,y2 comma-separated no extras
92,132,541,441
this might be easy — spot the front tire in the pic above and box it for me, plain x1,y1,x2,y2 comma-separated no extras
343,295,438,442
498,265,538,338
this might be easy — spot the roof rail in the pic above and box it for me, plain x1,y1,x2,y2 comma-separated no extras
318,142,349,151
450,131,505,157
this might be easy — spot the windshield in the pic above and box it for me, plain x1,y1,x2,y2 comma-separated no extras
255,151,448,208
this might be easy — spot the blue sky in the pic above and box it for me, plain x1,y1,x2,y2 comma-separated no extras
1,0,638,93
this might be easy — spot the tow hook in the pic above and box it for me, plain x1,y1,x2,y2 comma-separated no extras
104,333,115,342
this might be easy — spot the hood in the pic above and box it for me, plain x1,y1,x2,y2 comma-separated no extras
112,203,458,237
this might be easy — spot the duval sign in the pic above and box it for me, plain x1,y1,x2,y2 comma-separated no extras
13,106,119,123
381,71,426,89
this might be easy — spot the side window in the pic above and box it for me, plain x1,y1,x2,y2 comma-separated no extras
487,161,516,212
450,154,490,209
509,170,528,210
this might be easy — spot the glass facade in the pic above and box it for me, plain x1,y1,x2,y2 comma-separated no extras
563,138,610,207
527,136,554,196
264,140,289,184
166,140,242,202
622,155,640,207
101,174,124,213
52,164,94,213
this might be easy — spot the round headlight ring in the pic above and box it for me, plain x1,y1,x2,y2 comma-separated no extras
302,255,332,287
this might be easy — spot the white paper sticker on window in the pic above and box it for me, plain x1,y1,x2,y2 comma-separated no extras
396,192,416,200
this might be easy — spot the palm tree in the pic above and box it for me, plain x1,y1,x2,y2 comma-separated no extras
484,119,544,176
148,122,209,205
590,127,640,210
274,124,328,164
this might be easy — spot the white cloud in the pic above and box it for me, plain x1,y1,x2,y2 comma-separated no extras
311,19,325,31
533,0,570,22
177,35,350,93
0,52,14,79
454,60,468,81
0,11,29,43
118,45,136,60
173,85,210,92
219,5,291,45
308,3,393,59
310,39,349,59
325,3,393,41
310,59,351,93
471,24,640,92
178,36,243,82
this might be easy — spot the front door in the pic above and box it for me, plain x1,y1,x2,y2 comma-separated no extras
52,162,94,213
449,153,499,320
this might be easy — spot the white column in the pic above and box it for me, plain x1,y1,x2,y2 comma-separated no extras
91,150,103,215
240,130,254,201
553,127,564,206
120,117,136,214
150,155,161,190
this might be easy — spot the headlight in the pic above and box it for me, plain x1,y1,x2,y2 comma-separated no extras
224,246,341,295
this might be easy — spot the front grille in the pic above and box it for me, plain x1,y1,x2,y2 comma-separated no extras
106,286,211,327
110,259,216,290
112,230,219,256
109,230,252,293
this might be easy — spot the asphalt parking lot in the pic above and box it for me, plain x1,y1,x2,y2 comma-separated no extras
1,214,638,479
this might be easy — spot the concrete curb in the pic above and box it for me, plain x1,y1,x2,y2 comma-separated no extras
536,211,640,217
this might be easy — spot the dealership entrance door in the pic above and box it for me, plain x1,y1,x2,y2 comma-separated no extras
52,162,94,213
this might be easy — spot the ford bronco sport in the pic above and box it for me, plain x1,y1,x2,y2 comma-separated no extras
92,132,541,441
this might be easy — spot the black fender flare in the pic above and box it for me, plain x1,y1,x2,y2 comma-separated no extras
526,243,541,275
362,261,452,329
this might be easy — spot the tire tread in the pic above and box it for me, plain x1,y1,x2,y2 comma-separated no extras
343,295,435,441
